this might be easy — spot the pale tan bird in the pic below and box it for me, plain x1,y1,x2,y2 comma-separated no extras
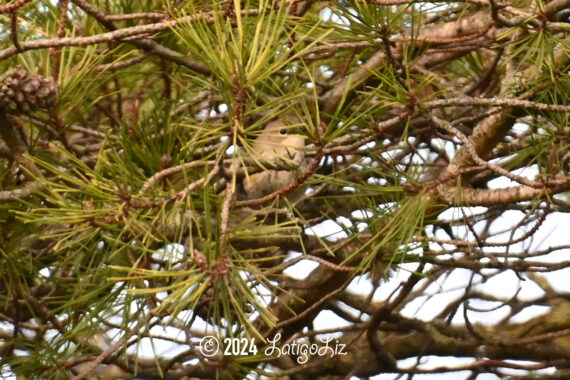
242,118,307,200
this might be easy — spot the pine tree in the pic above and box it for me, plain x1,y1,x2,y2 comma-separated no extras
0,0,569,379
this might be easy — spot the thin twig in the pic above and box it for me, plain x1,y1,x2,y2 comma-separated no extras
426,97,570,113
140,160,219,194
10,11,22,51
0,0,32,13
275,275,353,329
0,182,42,202
71,313,153,380
432,116,547,188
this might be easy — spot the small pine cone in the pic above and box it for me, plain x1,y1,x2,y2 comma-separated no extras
0,66,58,114
194,286,215,320
194,283,254,322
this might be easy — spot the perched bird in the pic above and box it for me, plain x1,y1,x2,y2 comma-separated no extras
242,118,307,200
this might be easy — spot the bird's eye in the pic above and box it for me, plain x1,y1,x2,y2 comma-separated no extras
280,129,288,135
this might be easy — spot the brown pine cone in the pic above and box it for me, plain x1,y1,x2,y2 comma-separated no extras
194,282,255,322
0,66,58,114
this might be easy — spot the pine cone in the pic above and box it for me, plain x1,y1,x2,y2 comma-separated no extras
195,285,215,320
0,66,58,114
194,283,254,322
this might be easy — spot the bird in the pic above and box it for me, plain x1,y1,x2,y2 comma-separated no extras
242,117,307,201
